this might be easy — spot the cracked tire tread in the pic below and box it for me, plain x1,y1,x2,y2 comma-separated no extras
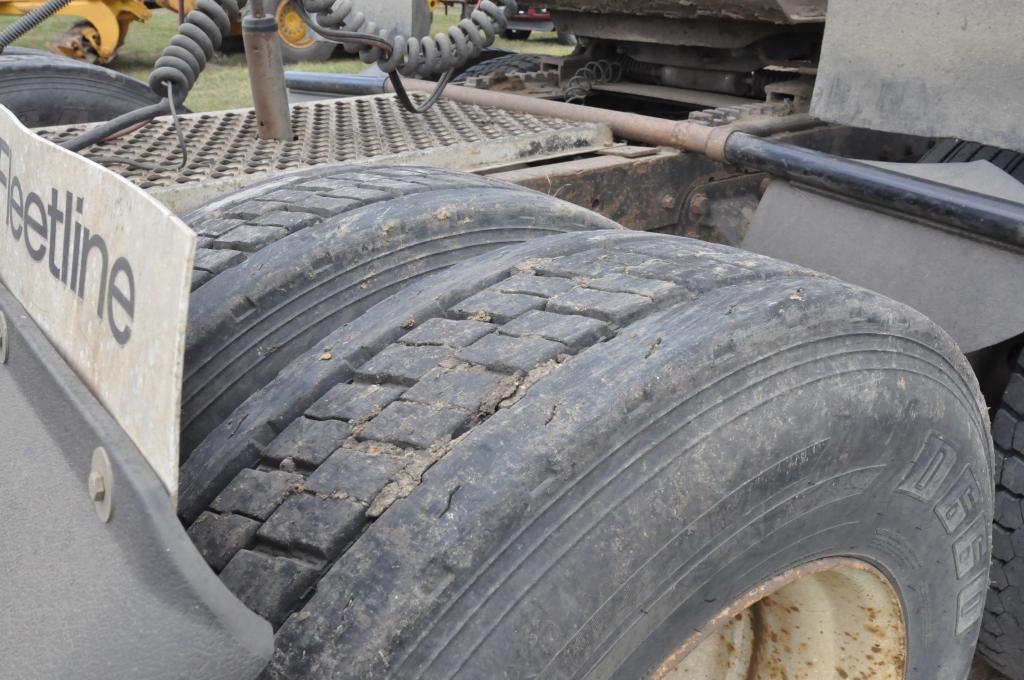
181,166,618,454
185,165,530,290
179,230,985,678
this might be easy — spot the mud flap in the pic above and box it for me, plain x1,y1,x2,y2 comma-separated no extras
743,159,1024,352
0,106,273,676
0,283,273,679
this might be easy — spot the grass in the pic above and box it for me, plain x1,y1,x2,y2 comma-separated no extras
0,9,572,111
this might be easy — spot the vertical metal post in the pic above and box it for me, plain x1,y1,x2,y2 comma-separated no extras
242,0,293,140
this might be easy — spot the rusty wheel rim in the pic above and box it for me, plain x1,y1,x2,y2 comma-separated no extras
653,558,907,680
275,0,315,49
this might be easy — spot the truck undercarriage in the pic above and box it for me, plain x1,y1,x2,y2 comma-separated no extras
1,1,1022,678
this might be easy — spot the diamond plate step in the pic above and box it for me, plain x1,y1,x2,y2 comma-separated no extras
36,94,613,213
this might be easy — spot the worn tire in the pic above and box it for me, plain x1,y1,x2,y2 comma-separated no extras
452,52,543,82
503,29,532,40
0,48,161,126
181,165,618,456
921,138,1023,679
978,351,1024,678
181,230,992,679
921,139,1024,184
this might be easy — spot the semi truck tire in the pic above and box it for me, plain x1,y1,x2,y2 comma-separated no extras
503,29,532,40
181,165,618,456
0,48,161,127
180,230,992,679
921,138,1023,679
921,139,1024,184
453,52,543,82
977,350,1024,678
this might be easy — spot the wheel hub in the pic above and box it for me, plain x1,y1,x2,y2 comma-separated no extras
654,558,907,680
275,0,314,48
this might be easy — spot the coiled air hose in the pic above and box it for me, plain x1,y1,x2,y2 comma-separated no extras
292,0,516,112
61,0,246,151
148,0,246,99
298,0,515,77
564,59,623,104
60,0,514,150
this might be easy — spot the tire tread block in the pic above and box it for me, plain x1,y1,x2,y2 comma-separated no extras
210,468,304,520
219,550,320,628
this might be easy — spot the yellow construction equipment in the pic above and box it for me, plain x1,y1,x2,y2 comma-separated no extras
0,0,434,64
0,0,148,62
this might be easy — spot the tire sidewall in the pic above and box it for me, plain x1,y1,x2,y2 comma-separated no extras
0,55,160,126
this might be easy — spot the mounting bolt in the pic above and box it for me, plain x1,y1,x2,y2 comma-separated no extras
0,311,7,365
89,447,113,523
88,470,105,502
660,194,675,210
688,192,709,220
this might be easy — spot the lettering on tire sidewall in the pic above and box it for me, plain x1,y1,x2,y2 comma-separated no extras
896,432,989,636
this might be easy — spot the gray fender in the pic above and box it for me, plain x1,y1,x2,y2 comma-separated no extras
0,284,273,680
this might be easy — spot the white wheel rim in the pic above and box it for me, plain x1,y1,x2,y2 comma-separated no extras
654,558,907,680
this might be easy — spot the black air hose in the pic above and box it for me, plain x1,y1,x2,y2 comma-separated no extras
149,0,247,99
60,0,245,151
0,0,71,53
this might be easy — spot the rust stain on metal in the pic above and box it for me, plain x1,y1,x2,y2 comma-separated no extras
651,558,906,680
494,149,721,232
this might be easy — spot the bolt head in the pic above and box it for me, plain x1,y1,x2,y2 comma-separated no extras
660,194,675,210
88,470,106,502
689,193,709,219
0,311,7,365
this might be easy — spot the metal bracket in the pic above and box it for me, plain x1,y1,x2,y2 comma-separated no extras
89,447,114,523
680,172,768,244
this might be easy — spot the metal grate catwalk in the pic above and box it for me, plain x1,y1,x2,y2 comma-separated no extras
36,94,613,211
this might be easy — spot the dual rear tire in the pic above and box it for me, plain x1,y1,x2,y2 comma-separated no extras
180,166,992,678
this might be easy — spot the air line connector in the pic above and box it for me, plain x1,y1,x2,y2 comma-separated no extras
242,0,293,141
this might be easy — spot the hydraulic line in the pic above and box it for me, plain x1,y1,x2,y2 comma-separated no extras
287,0,514,112
0,0,71,52
61,101,171,152
384,79,1024,247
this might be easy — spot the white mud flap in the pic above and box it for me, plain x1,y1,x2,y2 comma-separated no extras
0,106,194,498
